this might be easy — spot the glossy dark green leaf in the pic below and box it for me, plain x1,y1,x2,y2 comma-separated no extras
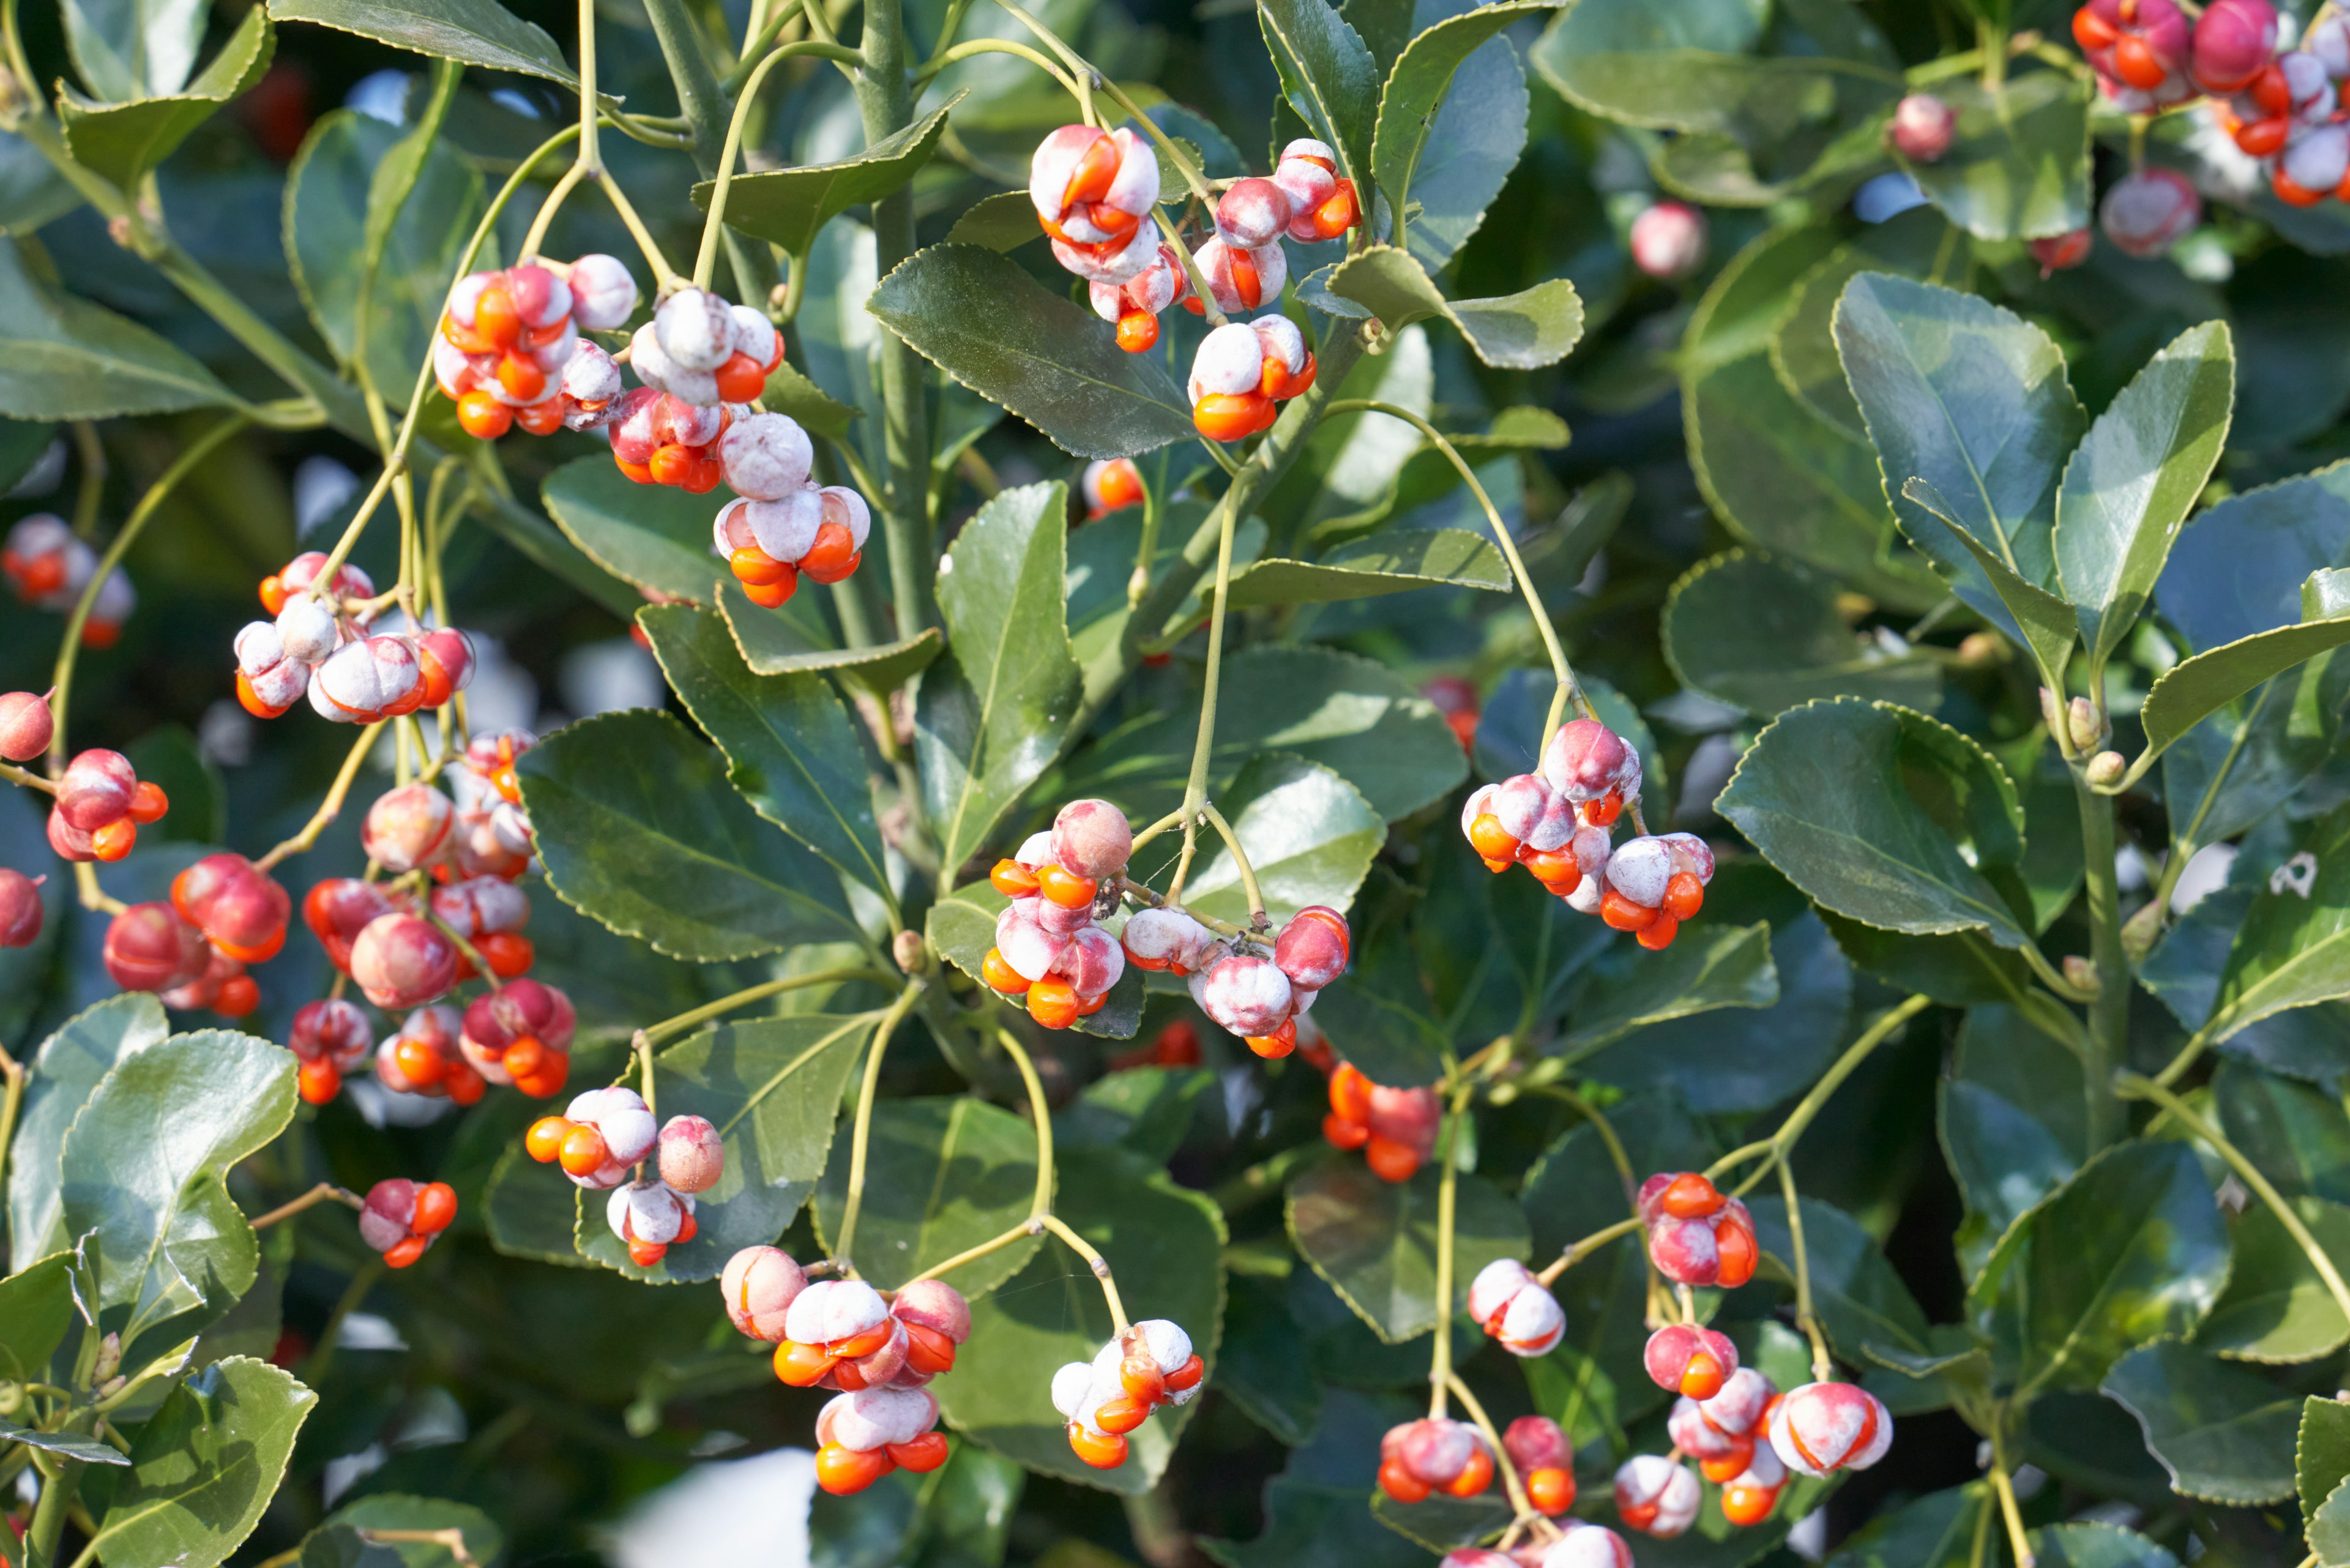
1942,1003,2086,1279
1055,1067,1214,1166
1128,753,1385,930
1905,73,2092,241
61,0,203,98
1287,1159,1526,1342
518,708,862,961
2199,1198,2350,1362
943,191,1041,252
58,6,274,192
2158,460,2350,654
712,578,937,690
1201,1474,1426,1568
0,1254,74,1385
286,109,484,405
1823,1485,1977,1568
82,1358,313,1568
482,1143,592,1268
2101,1340,2299,1504
1223,528,1510,608
868,247,1193,459
2206,805,2350,1047
575,1012,873,1282
1772,212,1950,439
1556,920,1779,1060
9,993,167,1261
1663,550,1941,714
693,97,958,256
0,239,233,417
1835,272,2083,636
61,1031,296,1344
640,604,889,901
2221,1061,2350,1206
2053,320,2236,670
812,1096,1042,1294
2140,575,2350,764
1903,478,2081,689
266,0,577,84
2013,1141,2232,1392
1751,1195,1933,1361
1390,11,1526,272
1529,0,1867,150
2029,1523,2180,1568
1062,646,1465,824
1214,1275,1320,1446
539,455,731,603
2315,1477,2350,1567
1717,697,2028,946
913,481,1083,875
933,1149,1222,1493
1324,246,1584,370
1259,0,1378,182
2300,1395,2350,1534
1371,2,1555,250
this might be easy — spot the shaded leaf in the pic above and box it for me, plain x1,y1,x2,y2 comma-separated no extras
82,1358,314,1568
1556,921,1780,1060
58,6,274,192
693,97,959,256
2102,1340,2300,1504
540,455,739,603
1906,73,2092,242
2205,804,2350,1047
1324,245,1583,371
1751,1195,1933,1361
0,239,233,418
813,1097,1041,1295
1222,528,1510,608
1259,0,1378,182
2199,1198,2350,1362
714,580,938,690
1663,550,1941,714
266,0,577,84
1287,1158,1526,1342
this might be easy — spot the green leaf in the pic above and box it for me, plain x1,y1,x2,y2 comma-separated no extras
1529,0,1848,140
1772,212,1952,440
2206,805,2350,1047
1716,697,2029,947
58,6,274,192
1323,245,1584,371
1130,753,1385,930
1389,11,1526,273
2201,1198,2350,1362
0,1421,129,1463
2221,1061,2350,1206
1223,528,1511,607
693,96,960,257
934,1149,1222,1493
83,1358,313,1567
712,579,938,692
482,1143,594,1267
640,604,890,902
2013,1141,2232,1392
1556,920,1780,1059
1370,1,1557,239
1259,0,1378,184
517,708,861,962
1057,1067,1216,1167
1214,1275,1320,1446
813,1097,1042,1294
1750,1195,1933,1361
945,190,1045,252
60,0,202,99
913,480,1083,876
2158,460,2350,654
2101,1340,2300,1505
1824,1487,1977,1568
1942,1003,2085,1279
1903,479,2081,687
1663,549,1942,714
60,1031,297,1346
2316,1477,2350,1568
304,1495,504,1568
0,1255,73,1389
1834,272,2084,634
10,993,168,1263
286,110,485,405
1202,1474,1428,1568
1906,73,2092,241
2029,1523,2180,1568
1286,1159,1526,1342
266,0,577,84
867,246,1194,460
2054,320,2236,671
0,239,234,418
575,1013,873,1282
539,455,744,606
2139,575,2350,765
2300,1395,2350,1534
1061,646,1466,823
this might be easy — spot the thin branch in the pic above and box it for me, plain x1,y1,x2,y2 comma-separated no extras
830,982,927,1270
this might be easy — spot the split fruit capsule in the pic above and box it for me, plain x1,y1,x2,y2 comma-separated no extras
0,869,43,950
1767,1381,1892,1477
1323,1064,1441,1182
1082,458,1144,518
170,852,290,964
1597,833,1714,951
1089,245,1181,354
607,1178,698,1268
460,979,576,1097
720,1245,808,1341
349,912,460,1011
1187,318,1315,442
1719,1445,1787,1527
358,1177,458,1269
1052,1320,1203,1468
1536,1523,1633,1568
1376,1417,1493,1504
1467,1259,1565,1357
1613,1454,1699,1539
1031,125,1160,283
289,998,373,1104
1271,140,1359,242
1644,1322,1738,1400
525,1085,657,1189
1637,1171,1757,1288
814,1386,948,1495
771,1279,913,1392
2073,0,2191,99
376,1004,485,1105
1502,1416,1575,1516
100,902,207,995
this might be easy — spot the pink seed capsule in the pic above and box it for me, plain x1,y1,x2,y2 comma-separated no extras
0,691,53,762
657,1114,725,1193
1051,797,1132,880
1215,177,1294,248
1887,93,1956,162
58,749,136,832
348,912,460,1009
362,783,456,873
1628,202,1706,280
2099,167,2201,259
720,1244,808,1340
102,902,207,992
0,869,44,947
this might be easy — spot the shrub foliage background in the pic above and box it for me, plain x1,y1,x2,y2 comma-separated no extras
9,0,2350,1563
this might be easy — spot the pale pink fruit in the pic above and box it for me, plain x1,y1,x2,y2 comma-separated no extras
102,903,207,992
1051,797,1133,879
1629,202,1706,280
0,692,53,762
348,912,458,1009
720,1245,806,1340
0,869,42,947
1888,94,1956,162
657,1114,725,1193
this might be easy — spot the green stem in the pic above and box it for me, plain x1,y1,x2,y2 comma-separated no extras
24,1455,80,1568
830,982,927,1270
639,0,772,299
641,967,894,1046
1533,1214,1641,1286
2073,775,2128,1151
46,416,249,771
1780,1159,1833,1382
1425,1087,1469,1417
1711,995,1930,1198
855,0,936,639
695,38,868,287
1038,1212,1130,1334
994,1028,1056,1220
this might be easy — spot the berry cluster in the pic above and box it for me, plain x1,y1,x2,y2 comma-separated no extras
1662,1369,1786,1528
1467,1258,1565,1357
1639,1171,1756,1288
1187,316,1317,442
50,746,168,864
437,256,635,439
375,1004,482,1103
456,979,576,1097
982,799,1133,1029
814,1386,950,1495
1191,904,1347,1055
1081,458,1143,518
234,550,476,723
2,516,133,647
289,998,374,1103
1321,1062,1439,1182
1376,1416,1494,1503
102,900,253,1015
526,1089,723,1267
709,414,870,608
1050,1318,1203,1469
1461,718,1715,950
357,1176,458,1268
